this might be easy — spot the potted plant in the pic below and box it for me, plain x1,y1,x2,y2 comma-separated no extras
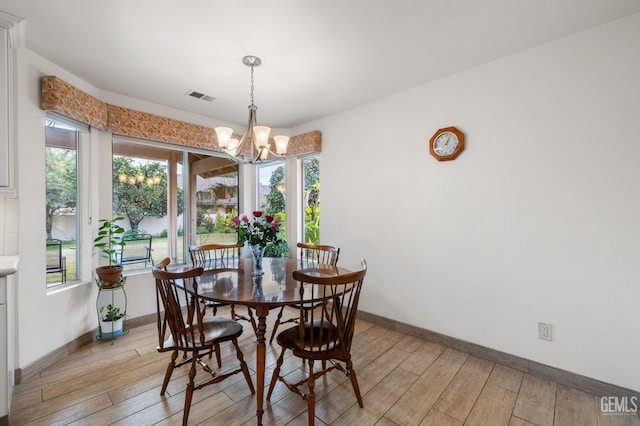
94,216,126,287
99,304,125,337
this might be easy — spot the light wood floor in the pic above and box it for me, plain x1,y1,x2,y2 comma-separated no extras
10,307,640,425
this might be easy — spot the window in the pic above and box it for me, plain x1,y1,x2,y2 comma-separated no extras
45,119,81,287
112,138,238,268
303,156,320,244
258,161,286,226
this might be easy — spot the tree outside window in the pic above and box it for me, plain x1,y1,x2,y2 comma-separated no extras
258,162,289,257
262,164,286,216
112,156,182,233
303,156,320,245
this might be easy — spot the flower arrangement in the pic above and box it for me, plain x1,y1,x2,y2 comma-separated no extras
233,211,282,248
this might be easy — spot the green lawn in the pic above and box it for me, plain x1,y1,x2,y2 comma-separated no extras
46,232,239,286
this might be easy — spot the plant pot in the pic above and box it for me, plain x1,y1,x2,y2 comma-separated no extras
96,265,123,287
100,317,124,338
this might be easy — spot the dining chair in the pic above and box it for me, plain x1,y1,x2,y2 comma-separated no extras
116,233,154,267
267,259,367,426
189,243,257,333
269,242,341,343
153,258,255,426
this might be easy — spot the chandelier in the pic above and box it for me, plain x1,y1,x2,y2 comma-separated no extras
215,56,289,164
117,173,162,186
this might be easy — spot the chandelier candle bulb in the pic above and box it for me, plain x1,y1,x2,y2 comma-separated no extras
274,135,289,155
215,126,233,149
253,126,271,148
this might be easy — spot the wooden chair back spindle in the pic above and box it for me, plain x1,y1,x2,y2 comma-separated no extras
297,242,340,266
189,243,242,270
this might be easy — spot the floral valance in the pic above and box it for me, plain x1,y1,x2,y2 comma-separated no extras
41,76,108,129
40,76,321,155
107,105,218,150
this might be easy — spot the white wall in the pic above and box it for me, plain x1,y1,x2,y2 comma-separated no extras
294,14,640,391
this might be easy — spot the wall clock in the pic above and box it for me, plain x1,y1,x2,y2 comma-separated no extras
429,126,464,161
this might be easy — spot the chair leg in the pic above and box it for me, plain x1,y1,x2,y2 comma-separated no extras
160,350,178,395
231,338,255,394
182,356,198,426
307,359,316,426
346,359,364,408
214,343,222,367
269,306,285,344
267,348,287,399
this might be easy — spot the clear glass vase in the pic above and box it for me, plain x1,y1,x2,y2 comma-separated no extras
249,244,266,276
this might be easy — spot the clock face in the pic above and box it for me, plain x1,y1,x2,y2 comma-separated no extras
429,126,464,161
433,132,459,156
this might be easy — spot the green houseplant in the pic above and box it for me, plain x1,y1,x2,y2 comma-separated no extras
99,304,125,337
94,216,126,286
100,303,124,321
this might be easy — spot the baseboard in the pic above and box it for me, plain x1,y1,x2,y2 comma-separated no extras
123,312,156,330
357,310,639,399
15,313,157,385
15,330,94,384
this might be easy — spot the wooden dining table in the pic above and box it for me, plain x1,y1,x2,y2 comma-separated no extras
178,256,352,425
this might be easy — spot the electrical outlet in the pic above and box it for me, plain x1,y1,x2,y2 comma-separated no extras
538,322,552,341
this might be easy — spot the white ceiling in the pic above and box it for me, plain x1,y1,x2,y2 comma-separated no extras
1,0,640,128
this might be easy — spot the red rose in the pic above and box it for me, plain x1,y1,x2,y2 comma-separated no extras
265,215,274,223
253,211,263,218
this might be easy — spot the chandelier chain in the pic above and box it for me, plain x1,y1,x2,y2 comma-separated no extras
250,64,255,106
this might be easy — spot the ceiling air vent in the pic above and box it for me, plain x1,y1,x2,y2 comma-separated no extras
186,90,215,102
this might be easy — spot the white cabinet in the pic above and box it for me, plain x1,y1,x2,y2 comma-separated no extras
0,12,22,195
0,256,17,425
0,275,10,423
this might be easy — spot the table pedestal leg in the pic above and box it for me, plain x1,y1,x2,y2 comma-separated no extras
254,306,269,425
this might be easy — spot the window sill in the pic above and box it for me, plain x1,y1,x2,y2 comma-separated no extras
46,279,90,295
